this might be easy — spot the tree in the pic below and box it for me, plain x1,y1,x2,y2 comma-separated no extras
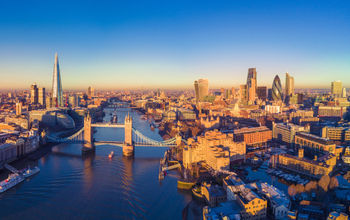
295,184,305,194
305,181,318,192
329,176,339,189
288,184,297,197
318,175,330,192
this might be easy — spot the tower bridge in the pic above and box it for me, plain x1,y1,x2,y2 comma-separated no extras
47,113,180,156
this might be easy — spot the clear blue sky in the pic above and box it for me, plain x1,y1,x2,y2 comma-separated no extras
0,0,349,90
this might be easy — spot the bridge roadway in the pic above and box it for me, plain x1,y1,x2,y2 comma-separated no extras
94,141,175,147
91,123,125,128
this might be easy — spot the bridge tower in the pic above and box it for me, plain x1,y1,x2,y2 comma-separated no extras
83,113,94,152
123,113,134,157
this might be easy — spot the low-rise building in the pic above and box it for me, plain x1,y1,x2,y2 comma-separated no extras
201,183,227,207
322,126,350,142
0,143,17,164
183,131,246,171
272,122,309,145
275,148,336,179
295,132,340,155
234,126,272,147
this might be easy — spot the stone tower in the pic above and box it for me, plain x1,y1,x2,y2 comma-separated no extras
124,113,132,145
84,113,92,144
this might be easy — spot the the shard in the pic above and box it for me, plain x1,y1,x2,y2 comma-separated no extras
52,53,63,107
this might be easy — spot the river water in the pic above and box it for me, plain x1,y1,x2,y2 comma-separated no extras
0,108,199,220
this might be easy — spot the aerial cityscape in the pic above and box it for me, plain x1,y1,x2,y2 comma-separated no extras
1,1,350,220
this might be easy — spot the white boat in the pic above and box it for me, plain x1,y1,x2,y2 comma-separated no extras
22,166,40,178
0,173,25,193
108,151,114,159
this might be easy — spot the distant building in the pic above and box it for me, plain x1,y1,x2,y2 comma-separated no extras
272,75,283,101
15,102,22,116
38,87,46,107
194,79,209,102
342,88,347,98
30,83,38,104
87,86,95,98
247,68,257,90
331,81,343,97
257,86,267,100
285,72,294,96
247,68,257,102
240,84,248,102
318,106,347,118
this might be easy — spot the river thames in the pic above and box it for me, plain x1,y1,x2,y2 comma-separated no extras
0,108,201,220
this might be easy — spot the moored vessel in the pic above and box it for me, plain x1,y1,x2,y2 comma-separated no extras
0,173,25,193
22,166,40,178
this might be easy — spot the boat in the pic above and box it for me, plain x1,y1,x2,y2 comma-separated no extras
22,166,40,178
108,151,114,159
0,173,25,193
177,179,195,190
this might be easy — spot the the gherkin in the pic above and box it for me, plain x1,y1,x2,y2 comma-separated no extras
272,75,283,101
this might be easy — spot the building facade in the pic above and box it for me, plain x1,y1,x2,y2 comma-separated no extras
233,126,272,147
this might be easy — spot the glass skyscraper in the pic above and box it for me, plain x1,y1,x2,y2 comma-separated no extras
52,53,63,107
272,75,283,101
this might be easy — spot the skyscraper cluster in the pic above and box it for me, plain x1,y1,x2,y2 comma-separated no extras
194,79,209,102
240,68,267,103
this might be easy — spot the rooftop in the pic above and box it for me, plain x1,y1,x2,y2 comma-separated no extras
296,132,334,145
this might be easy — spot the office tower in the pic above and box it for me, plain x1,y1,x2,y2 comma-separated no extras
247,68,257,101
331,81,342,97
194,79,209,101
272,75,283,101
285,72,294,96
342,88,347,98
247,68,257,89
38,87,46,106
257,86,267,100
194,80,199,102
52,53,63,107
248,78,256,102
87,86,95,98
15,102,22,116
240,84,248,101
30,83,38,104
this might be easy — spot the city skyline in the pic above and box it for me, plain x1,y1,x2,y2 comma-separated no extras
1,0,350,89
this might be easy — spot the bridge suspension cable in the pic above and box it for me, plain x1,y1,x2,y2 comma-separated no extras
132,128,177,147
